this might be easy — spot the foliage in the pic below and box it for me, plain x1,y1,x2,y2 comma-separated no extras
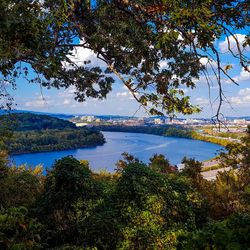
0,115,13,157
95,125,193,138
181,157,202,181
0,113,105,154
0,157,43,249
1,1,249,116
149,154,177,173
0,165,42,210
219,125,250,169
181,213,250,250
82,162,206,249
115,152,142,173
0,113,76,131
35,157,102,247
8,128,105,154
1,128,250,249
0,206,42,249
201,164,221,172
191,131,230,146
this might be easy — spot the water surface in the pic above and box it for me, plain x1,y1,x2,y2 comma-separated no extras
11,131,222,172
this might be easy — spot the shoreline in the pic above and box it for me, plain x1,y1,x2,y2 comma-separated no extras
9,141,106,156
94,125,230,146
10,128,226,160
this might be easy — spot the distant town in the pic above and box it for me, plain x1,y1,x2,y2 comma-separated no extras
70,115,250,134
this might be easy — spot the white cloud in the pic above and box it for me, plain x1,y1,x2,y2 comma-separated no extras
230,96,242,105
66,40,107,69
195,97,209,105
230,96,250,106
199,57,217,68
58,86,76,98
233,67,250,82
219,34,249,53
229,87,250,107
24,95,53,108
239,87,250,96
63,99,72,105
116,91,128,97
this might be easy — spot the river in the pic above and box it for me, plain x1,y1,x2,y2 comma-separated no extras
11,131,222,172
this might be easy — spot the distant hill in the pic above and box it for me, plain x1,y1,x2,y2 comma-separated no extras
0,110,135,120
225,116,250,121
0,113,76,131
1,113,105,154
1,109,249,121
0,110,75,120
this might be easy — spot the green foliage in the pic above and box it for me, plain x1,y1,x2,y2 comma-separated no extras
202,167,250,220
82,162,206,249
181,213,250,250
115,152,142,173
8,128,105,154
220,125,250,169
188,129,250,220
191,131,230,146
149,154,176,173
1,127,250,249
1,113,105,154
0,113,76,131
0,165,42,210
201,164,221,172
35,157,102,247
0,115,13,156
38,157,98,213
2,1,249,115
95,125,193,138
181,157,202,181
0,206,42,249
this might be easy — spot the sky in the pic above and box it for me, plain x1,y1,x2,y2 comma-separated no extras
9,33,250,118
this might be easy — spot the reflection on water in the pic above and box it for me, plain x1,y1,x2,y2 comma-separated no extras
11,131,222,172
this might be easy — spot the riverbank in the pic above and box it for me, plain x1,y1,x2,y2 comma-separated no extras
3,113,106,155
93,125,231,146
12,131,222,170
191,131,237,146
8,129,105,155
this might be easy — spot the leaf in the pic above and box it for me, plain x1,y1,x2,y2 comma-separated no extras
19,223,27,231
224,64,233,72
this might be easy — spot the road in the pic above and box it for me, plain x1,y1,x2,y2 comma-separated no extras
202,167,231,180
199,133,240,143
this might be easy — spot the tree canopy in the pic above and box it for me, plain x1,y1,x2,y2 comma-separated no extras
0,113,76,131
0,113,105,154
0,0,249,117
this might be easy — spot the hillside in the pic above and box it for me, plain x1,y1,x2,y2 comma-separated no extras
0,113,76,131
1,113,105,154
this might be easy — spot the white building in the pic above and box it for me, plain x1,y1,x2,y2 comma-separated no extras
234,119,246,125
154,118,163,125
86,116,94,122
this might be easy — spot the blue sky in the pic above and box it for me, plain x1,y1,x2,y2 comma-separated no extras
10,33,250,118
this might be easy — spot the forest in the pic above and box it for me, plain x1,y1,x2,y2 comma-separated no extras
0,127,249,249
8,129,105,154
0,114,105,154
0,113,76,131
95,125,193,138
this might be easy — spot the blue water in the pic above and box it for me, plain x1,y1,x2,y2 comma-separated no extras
10,131,222,172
